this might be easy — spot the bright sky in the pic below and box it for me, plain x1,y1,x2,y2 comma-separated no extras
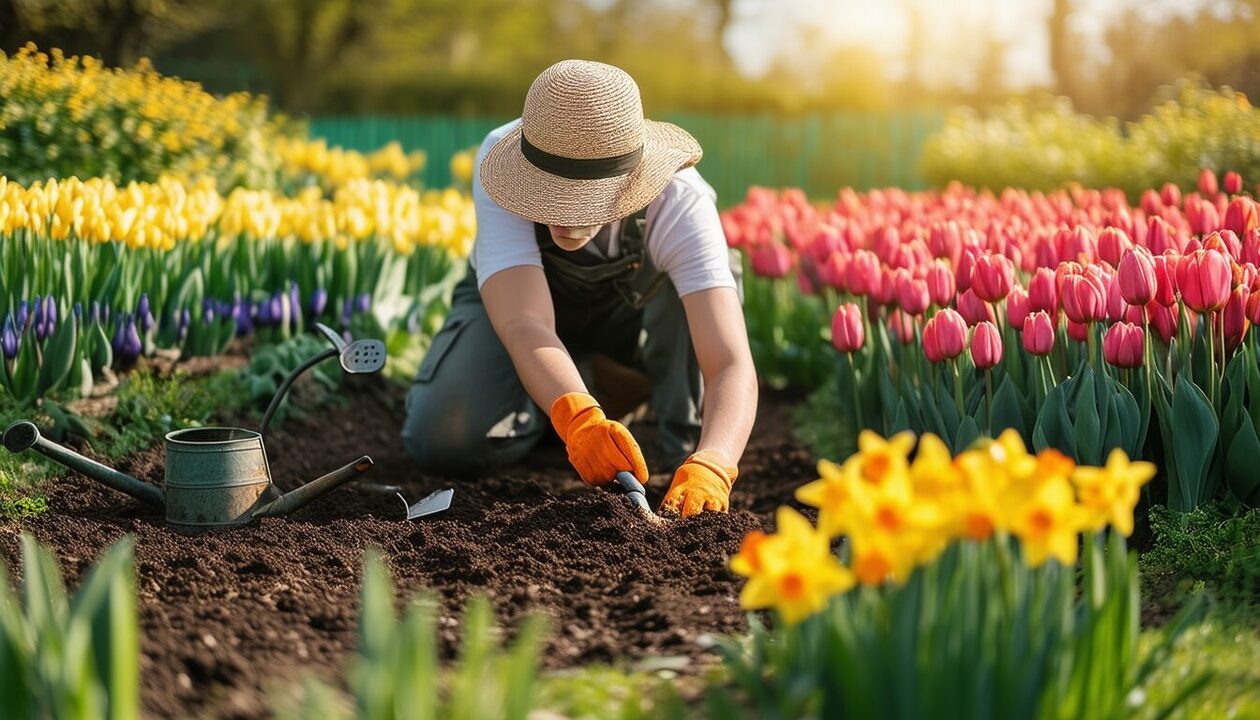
725,0,1225,88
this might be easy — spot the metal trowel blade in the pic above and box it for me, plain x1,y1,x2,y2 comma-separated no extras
400,488,454,520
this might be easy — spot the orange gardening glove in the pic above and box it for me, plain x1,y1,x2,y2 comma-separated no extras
660,450,738,517
550,392,649,487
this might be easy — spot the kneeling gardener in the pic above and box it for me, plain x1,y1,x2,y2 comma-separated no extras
401,60,757,517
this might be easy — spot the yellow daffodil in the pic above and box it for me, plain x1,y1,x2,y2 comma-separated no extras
849,430,916,488
731,507,854,626
909,433,963,498
1071,449,1155,536
795,458,851,537
1009,476,1084,567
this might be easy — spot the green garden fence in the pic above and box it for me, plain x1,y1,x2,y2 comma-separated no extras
308,111,943,205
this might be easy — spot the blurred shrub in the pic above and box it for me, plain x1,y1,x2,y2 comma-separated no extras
0,44,283,190
276,137,426,192
922,78,1260,197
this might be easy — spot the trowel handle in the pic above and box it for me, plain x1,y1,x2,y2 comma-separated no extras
614,471,647,497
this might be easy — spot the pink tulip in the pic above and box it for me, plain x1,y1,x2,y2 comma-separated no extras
888,310,916,345
1103,322,1144,368
1067,319,1089,343
1022,311,1055,356
923,308,967,363
895,271,930,316
970,321,1003,370
1152,253,1177,306
1200,169,1220,197
1176,249,1233,313
1221,286,1249,351
1117,248,1156,306
1028,267,1057,314
750,243,792,278
1161,182,1182,209
1097,227,1132,267
1059,267,1107,324
1148,301,1179,345
1224,198,1258,237
1006,286,1030,329
831,303,864,353
847,249,880,297
1224,171,1243,195
925,260,955,307
956,288,995,327
955,247,977,294
970,254,1014,303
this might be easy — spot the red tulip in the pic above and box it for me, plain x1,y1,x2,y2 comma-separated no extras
1224,197,1258,237
925,260,955,307
970,254,1015,303
1224,171,1243,195
1117,248,1156,305
1006,286,1030,329
923,308,967,363
956,288,995,327
1028,267,1057,314
1059,267,1107,324
1103,322,1144,368
831,303,865,353
970,321,1003,370
1022,311,1055,356
1200,169,1219,197
1176,249,1232,313
750,243,792,278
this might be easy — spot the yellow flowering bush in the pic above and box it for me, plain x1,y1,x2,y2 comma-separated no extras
717,430,1205,720
276,137,426,190
0,44,283,189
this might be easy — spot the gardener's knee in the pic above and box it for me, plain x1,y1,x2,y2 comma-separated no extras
402,380,543,476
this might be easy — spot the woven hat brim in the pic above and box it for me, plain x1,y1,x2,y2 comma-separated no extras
479,120,702,227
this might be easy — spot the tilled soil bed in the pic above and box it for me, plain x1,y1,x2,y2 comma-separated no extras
1,377,815,719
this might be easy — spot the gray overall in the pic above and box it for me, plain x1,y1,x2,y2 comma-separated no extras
401,208,733,476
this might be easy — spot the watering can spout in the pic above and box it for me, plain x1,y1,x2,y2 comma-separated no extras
252,455,374,519
2,421,165,507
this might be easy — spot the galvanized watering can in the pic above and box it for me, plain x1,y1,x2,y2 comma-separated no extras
2,324,385,532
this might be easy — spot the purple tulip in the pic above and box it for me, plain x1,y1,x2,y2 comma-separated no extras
341,298,353,329
1,315,18,359
137,294,154,333
118,315,142,366
354,292,371,314
288,283,302,331
257,300,272,327
233,298,253,336
178,309,191,342
310,288,328,317
46,301,57,335
111,317,126,355
16,300,29,331
269,293,284,325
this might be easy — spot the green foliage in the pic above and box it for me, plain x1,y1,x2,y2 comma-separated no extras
742,264,835,390
922,79,1260,198
1142,504,1260,614
1135,614,1260,720
92,369,244,459
238,334,343,429
0,44,285,189
0,534,140,719
274,548,547,720
713,533,1208,720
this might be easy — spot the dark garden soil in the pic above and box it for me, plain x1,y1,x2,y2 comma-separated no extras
0,373,816,719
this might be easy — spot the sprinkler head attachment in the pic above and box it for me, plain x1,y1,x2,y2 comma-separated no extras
341,338,386,374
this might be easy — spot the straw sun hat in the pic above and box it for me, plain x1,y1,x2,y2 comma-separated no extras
479,59,703,227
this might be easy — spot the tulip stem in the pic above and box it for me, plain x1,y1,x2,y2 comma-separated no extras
985,370,994,436
1208,314,1218,407
953,359,965,420
846,351,863,432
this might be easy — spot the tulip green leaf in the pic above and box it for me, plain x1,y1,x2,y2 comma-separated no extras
990,375,1030,443
1073,372,1102,466
1033,382,1076,459
35,314,78,398
1170,378,1219,512
1226,413,1260,505
955,415,980,451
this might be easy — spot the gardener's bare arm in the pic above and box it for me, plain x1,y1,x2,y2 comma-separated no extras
682,287,758,464
480,265,585,409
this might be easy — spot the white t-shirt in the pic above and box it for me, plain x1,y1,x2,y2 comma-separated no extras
471,119,736,297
